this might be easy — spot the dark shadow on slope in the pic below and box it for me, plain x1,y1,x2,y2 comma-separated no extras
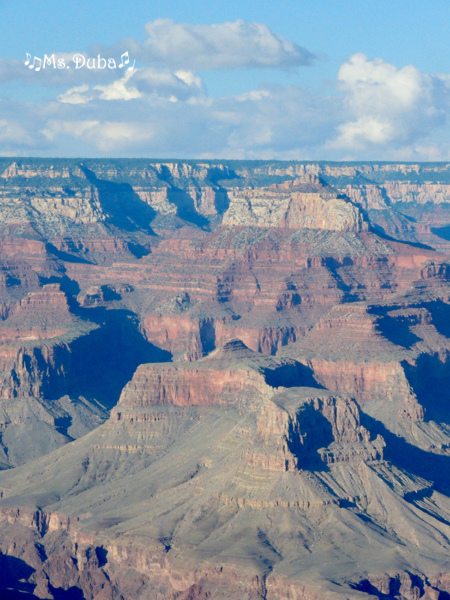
46,237,150,264
263,362,322,389
324,257,361,302
127,242,151,258
41,274,81,298
428,299,450,338
360,412,450,495
54,414,73,439
207,165,238,187
375,314,421,349
49,585,85,600
0,593,42,599
45,243,94,265
351,572,430,600
198,319,216,355
98,286,121,302
204,167,232,214
287,406,334,472
41,307,172,409
369,222,435,251
0,555,36,596
4,274,21,288
95,546,108,568
350,578,391,599
402,354,450,424
155,164,211,228
167,187,210,229
213,187,230,215
431,224,450,241
80,164,156,234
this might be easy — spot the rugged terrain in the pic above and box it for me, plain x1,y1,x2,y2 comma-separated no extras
0,159,448,599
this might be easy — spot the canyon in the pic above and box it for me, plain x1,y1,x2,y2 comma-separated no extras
0,159,448,599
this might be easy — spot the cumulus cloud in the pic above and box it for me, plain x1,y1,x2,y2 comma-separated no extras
329,53,450,151
124,19,316,69
58,71,142,104
58,67,205,105
58,84,94,105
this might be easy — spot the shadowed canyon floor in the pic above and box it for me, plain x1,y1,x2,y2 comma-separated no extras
0,160,449,599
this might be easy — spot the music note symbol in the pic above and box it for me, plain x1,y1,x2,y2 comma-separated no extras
24,53,31,66
127,60,136,71
28,56,42,71
118,51,130,68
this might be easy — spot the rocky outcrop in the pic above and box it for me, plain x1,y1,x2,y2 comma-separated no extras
223,179,368,232
118,362,267,408
117,340,302,409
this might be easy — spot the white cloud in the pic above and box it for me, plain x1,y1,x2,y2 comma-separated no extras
332,117,395,149
58,67,205,106
94,70,142,101
131,67,205,101
128,19,316,70
329,53,450,151
86,122,154,151
58,84,93,104
175,70,203,87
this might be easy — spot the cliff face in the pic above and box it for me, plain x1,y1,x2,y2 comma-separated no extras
0,159,448,599
223,178,368,232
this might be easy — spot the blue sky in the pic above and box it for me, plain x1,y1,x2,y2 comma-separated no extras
1,0,449,159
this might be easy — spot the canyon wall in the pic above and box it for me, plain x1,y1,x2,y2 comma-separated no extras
0,159,448,599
